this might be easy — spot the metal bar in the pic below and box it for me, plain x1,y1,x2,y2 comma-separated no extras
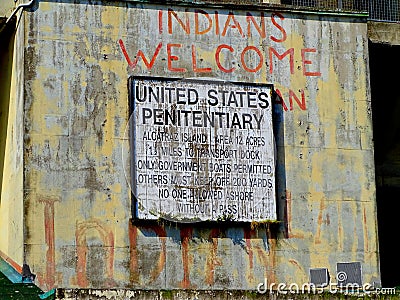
6,0,35,24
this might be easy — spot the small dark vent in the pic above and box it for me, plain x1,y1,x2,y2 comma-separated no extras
336,262,362,287
309,268,329,287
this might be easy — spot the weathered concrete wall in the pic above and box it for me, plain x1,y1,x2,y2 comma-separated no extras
0,0,15,18
0,13,25,269
368,21,400,46
55,288,399,300
20,0,379,293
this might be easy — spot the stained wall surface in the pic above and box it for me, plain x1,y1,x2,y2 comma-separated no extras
0,13,25,270
0,1,14,17
17,0,379,292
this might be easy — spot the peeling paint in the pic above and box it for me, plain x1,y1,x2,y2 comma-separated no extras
0,0,381,293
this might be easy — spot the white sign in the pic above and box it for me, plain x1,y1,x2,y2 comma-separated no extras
130,76,276,222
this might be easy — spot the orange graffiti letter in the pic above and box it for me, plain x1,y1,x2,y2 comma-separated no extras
269,47,294,74
289,89,306,111
246,12,266,38
192,45,212,73
241,45,264,73
195,9,212,34
301,48,321,76
270,12,287,43
215,44,235,73
222,12,244,37
168,8,190,34
119,39,162,70
167,43,186,72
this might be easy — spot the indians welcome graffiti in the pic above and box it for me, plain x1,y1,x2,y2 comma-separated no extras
119,8,323,112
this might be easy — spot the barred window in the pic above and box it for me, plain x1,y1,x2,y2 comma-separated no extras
281,0,399,23
369,0,400,22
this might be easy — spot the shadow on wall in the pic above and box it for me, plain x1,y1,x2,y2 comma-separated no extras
370,42,400,288
0,18,15,202
272,89,288,238
127,220,280,289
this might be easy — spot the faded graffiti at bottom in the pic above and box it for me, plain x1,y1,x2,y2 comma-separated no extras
32,188,376,289
35,195,279,289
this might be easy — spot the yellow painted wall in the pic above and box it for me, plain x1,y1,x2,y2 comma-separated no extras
0,15,24,268
14,0,380,292
0,1,14,18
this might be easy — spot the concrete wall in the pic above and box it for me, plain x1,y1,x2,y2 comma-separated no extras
368,21,400,46
0,0,15,18
15,0,379,293
54,288,398,299
0,14,25,270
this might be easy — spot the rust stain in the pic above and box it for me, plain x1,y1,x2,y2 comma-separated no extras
244,228,254,273
76,244,88,286
266,228,277,284
363,205,369,252
289,258,305,276
244,228,265,285
128,222,139,284
75,219,115,288
38,196,59,290
288,258,306,282
285,190,304,239
314,198,326,244
178,227,194,289
146,225,167,282
205,228,222,286
246,227,277,285
129,223,167,284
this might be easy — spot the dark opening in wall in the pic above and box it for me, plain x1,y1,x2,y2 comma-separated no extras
369,41,400,288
